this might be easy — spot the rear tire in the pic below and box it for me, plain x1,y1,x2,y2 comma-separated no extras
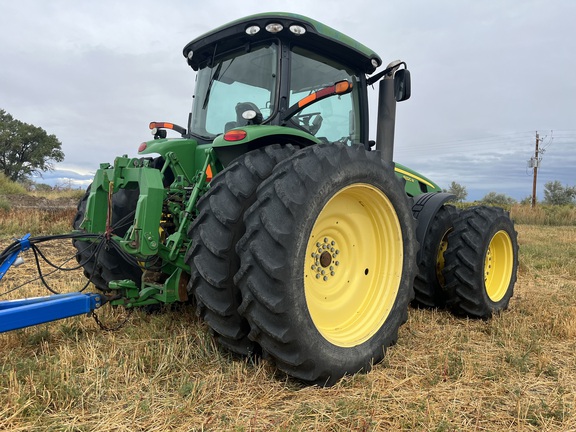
413,205,458,308
185,144,297,356
443,206,519,318
235,143,418,385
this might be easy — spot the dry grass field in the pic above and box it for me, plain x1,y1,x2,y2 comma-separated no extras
1,205,575,431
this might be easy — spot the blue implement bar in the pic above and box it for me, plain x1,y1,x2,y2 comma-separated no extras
0,292,105,333
0,233,31,282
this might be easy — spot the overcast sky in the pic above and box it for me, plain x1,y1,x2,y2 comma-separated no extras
1,1,575,200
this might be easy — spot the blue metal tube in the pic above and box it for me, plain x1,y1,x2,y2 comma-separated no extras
0,292,105,333
0,233,30,282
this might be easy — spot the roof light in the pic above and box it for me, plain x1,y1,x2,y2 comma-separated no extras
265,23,283,33
371,58,380,68
187,51,193,60
224,129,247,142
289,25,306,35
245,25,260,35
138,142,147,152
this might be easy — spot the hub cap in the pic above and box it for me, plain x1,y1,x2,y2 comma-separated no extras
303,184,403,347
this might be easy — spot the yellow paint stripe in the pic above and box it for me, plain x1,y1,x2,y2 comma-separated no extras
394,167,435,188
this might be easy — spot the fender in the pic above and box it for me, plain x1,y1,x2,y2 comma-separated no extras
411,192,456,262
212,125,320,166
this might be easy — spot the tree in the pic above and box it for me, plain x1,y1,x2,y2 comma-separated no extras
480,191,516,206
543,180,576,205
443,181,468,202
0,109,64,181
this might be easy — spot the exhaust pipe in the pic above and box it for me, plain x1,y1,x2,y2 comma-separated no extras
375,60,407,163
375,76,396,163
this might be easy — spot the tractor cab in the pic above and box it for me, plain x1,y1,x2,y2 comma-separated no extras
183,13,383,148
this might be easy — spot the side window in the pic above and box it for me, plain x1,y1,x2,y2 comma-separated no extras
191,44,277,137
290,47,360,144
205,81,271,135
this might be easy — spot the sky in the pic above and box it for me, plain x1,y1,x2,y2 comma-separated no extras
1,0,575,201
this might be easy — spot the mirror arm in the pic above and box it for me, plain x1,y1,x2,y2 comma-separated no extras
367,61,407,86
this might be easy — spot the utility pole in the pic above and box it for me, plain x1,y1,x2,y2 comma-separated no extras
530,131,542,208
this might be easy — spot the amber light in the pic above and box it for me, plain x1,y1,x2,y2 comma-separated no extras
224,129,247,141
297,80,352,108
138,142,147,152
205,164,213,181
149,122,175,130
335,80,352,94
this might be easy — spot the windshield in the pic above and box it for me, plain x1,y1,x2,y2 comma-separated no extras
289,46,360,143
190,43,278,138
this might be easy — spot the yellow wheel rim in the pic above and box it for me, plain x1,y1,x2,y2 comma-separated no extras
484,230,514,302
435,229,451,286
303,183,403,347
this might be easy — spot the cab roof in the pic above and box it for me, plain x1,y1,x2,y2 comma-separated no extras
183,12,382,74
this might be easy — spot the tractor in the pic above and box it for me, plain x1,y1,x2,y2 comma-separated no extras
68,13,519,385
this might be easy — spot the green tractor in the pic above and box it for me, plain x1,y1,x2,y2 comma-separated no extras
73,13,519,385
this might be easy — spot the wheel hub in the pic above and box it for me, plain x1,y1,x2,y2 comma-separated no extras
310,237,340,281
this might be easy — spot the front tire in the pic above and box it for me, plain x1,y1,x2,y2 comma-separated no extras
72,185,142,292
235,143,418,385
443,206,519,318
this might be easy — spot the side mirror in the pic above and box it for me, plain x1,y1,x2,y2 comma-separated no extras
394,69,411,102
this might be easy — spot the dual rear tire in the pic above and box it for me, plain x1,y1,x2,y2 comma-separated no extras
443,206,518,318
194,143,418,385
413,204,518,318
238,144,418,384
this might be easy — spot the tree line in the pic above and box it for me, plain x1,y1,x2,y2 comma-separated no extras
444,180,576,206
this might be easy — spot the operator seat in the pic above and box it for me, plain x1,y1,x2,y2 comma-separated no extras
224,102,262,132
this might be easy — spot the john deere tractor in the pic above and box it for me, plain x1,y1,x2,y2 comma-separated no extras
72,13,519,385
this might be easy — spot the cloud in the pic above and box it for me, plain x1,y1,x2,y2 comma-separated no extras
31,169,93,189
2,1,575,202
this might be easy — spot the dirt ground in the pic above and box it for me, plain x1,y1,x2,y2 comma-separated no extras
7,194,78,210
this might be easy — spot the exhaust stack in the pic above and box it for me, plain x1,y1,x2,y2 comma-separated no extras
374,61,409,163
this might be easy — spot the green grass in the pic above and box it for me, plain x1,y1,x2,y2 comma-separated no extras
0,173,27,195
455,202,576,226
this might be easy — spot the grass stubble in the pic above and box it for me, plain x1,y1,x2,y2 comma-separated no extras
0,209,575,431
